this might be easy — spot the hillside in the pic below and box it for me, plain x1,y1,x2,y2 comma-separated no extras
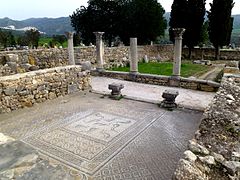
0,17,73,36
0,13,240,40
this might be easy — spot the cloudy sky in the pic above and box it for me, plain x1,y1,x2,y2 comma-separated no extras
0,0,239,20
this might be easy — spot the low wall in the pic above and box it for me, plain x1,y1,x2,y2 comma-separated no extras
183,48,240,60
92,71,220,92
0,45,174,77
174,74,240,179
0,65,91,113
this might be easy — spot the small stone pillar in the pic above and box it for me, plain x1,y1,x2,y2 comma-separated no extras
94,32,105,71
160,89,179,109
65,32,75,65
172,28,185,77
130,38,138,74
108,83,124,100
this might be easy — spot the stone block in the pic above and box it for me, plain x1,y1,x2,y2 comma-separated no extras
108,83,124,100
160,89,179,109
68,84,79,94
81,61,92,71
5,54,19,62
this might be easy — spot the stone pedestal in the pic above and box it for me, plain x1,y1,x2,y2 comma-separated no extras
65,32,75,65
108,83,124,100
160,89,179,109
130,38,138,74
94,32,105,71
172,28,185,77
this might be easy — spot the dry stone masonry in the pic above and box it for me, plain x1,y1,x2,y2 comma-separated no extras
92,71,220,92
0,65,91,113
174,74,240,180
0,45,174,77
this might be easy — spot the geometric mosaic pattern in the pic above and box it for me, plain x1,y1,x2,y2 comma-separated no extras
23,110,160,175
0,93,203,179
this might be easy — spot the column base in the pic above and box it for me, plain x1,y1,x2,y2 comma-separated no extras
96,68,105,72
169,75,180,87
129,71,138,75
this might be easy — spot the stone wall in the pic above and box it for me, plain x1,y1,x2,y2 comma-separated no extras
0,65,91,113
174,74,240,179
183,47,240,60
92,70,220,92
0,45,174,77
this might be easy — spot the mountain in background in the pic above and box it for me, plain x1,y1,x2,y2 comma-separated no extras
0,17,73,36
0,13,240,39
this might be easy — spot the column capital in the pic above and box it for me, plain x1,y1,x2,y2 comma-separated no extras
172,28,185,39
65,32,74,39
93,32,105,39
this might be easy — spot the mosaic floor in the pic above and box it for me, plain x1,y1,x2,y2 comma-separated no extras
0,92,202,179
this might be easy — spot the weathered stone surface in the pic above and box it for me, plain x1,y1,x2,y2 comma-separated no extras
108,83,124,99
80,61,92,71
174,75,240,179
0,45,174,77
212,152,225,164
189,140,209,155
0,66,91,113
0,133,14,145
0,141,37,172
199,156,216,166
160,89,179,109
173,159,207,180
16,160,75,180
223,161,240,176
184,150,197,162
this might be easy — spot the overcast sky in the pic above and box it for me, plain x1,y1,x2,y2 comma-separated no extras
0,0,239,20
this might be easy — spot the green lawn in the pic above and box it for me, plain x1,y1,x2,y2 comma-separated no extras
110,61,212,78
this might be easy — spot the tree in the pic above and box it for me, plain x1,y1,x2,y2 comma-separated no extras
169,0,206,58
70,0,167,46
25,29,40,49
70,0,119,46
169,0,188,42
118,0,167,45
0,30,16,48
16,36,28,46
199,21,209,46
208,0,234,59
52,35,67,45
184,0,206,58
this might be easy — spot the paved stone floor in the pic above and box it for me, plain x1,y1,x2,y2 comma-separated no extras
0,92,202,179
91,76,215,111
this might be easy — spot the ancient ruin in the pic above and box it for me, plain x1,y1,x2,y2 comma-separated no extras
0,30,239,179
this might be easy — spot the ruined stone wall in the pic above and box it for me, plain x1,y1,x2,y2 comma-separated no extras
0,66,91,113
0,45,174,77
92,70,220,92
183,48,240,60
174,74,240,179
74,45,174,68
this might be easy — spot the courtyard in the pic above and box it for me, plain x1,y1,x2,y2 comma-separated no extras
0,81,206,179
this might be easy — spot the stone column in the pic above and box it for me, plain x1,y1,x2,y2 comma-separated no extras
172,28,185,77
130,38,138,74
65,32,75,65
94,32,105,71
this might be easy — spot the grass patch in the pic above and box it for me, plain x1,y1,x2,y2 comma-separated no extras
110,61,212,78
